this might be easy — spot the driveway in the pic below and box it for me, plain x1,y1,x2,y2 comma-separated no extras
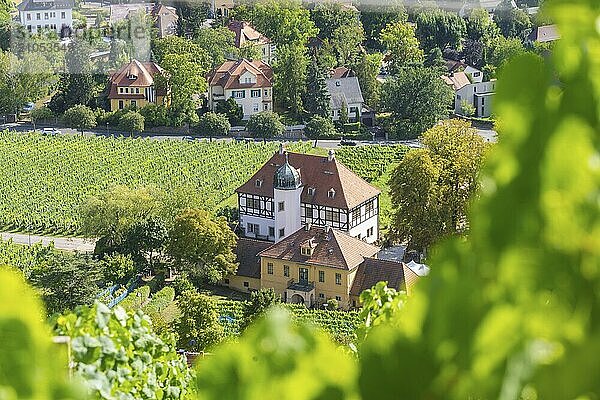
0,232,96,253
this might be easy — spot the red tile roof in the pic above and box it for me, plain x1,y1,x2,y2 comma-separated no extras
207,58,273,91
236,151,380,210
258,226,379,271
108,59,167,99
227,20,272,48
350,258,420,297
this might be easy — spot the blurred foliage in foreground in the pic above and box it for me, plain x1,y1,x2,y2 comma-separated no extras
1,0,600,398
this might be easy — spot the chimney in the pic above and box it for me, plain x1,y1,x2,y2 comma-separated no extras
328,149,335,162
279,143,284,155
305,223,311,231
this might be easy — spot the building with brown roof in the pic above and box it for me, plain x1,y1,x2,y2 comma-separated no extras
151,3,178,38
527,24,560,43
237,146,380,244
442,70,496,118
227,20,276,64
108,59,169,111
206,58,274,120
223,225,420,309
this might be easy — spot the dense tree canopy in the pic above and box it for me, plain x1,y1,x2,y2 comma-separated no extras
494,0,532,38
415,8,466,52
63,105,97,133
380,20,424,73
176,289,224,351
304,55,331,118
273,44,308,116
380,67,453,139
247,111,285,139
311,1,359,40
389,120,487,252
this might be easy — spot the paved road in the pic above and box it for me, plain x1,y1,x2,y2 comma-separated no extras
0,232,96,253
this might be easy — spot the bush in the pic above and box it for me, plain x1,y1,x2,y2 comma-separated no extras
63,104,97,133
194,112,231,137
139,104,170,128
215,98,243,125
304,115,335,140
327,298,339,310
30,106,54,124
460,100,476,117
118,111,145,134
246,111,284,139
242,288,281,330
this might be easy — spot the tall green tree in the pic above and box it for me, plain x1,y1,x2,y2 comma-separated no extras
311,1,359,41
241,288,281,330
166,208,238,283
63,104,96,134
330,23,365,67
193,27,238,68
176,289,224,351
174,0,210,37
360,2,407,50
389,120,487,252
273,44,308,116
304,55,331,117
304,115,335,147
494,0,532,38
380,67,453,139
351,52,384,106
380,20,424,73
466,7,501,43
246,111,285,139
415,8,466,52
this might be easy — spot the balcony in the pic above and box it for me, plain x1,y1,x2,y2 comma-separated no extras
285,279,316,307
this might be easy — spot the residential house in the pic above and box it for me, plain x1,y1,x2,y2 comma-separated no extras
442,67,496,118
109,3,152,25
107,59,169,111
17,0,74,36
236,147,380,244
326,67,366,124
227,21,275,65
207,58,274,120
208,0,234,18
459,0,517,16
151,3,178,38
527,24,560,44
226,225,420,309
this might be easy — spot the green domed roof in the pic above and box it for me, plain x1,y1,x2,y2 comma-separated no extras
274,153,302,190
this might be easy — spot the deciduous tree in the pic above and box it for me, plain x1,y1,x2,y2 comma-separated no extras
494,0,532,38
176,289,224,351
415,8,466,52
273,44,309,116
195,112,231,139
63,105,96,134
380,20,424,73
247,111,285,139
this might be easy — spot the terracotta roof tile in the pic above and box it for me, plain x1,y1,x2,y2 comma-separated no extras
235,237,273,279
207,58,273,91
350,258,420,297
441,71,471,91
227,20,272,48
108,59,166,99
236,151,380,210
258,226,379,271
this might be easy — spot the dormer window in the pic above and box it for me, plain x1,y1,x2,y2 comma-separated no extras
128,73,137,80
255,179,263,188
335,80,341,87
307,187,315,196
328,188,335,198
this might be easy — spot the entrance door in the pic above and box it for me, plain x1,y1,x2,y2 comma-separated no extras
299,268,308,284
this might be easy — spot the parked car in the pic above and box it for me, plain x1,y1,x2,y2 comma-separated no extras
182,135,195,141
22,102,35,113
340,138,357,146
42,128,59,136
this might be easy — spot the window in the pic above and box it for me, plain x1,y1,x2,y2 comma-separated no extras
263,104,269,110
118,100,124,109
232,90,245,98
366,201,374,214
44,12,48,19
255,179,262,188
26,13,31,20
130,100,137,107
473,71,481,77
319,293,324,299
224,278,230,284
301,246,314,256
352,208,360,222
299,268,308,283
269,226,275,237
267,263,273,275
36,13,41,20
264,89,269,96
305,207,313,218
284,265,289,277
243,77,252,84
352,300,356,307
318,270,325,283
367,227,374,237
251,89,261,97
61,12,65,18
325,210,340,223
335,296,341,301
246,198,259,209
279,228,285,238
247,223,259,235
457,95,461,100
335,273,341,285
243,281,249,287
482,98,485,105
253,103,259,112
278,201,285,212
328,188,335,198
474,87,477,93
307,187,315,195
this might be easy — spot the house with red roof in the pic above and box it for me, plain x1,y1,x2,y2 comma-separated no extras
227,20,275,64
107,59,169,111
206,58,274,120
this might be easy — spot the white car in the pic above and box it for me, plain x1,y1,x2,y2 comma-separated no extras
42,128,59,136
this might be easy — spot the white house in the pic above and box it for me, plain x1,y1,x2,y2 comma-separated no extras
236,146,381,244
17,0,73,36
207,58,274,120
326,67,365,123
442,68,496,118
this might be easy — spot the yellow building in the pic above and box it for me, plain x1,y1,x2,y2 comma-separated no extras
108,59,169,111
225,226,420,310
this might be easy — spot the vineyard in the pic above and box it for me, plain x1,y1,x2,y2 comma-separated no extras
0,131,312,235
217,300,360,344
335,145,408,182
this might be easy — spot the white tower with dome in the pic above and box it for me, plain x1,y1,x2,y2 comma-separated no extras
273,152,303,242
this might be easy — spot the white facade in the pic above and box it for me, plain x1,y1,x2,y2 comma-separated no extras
274,186,303,242
19,4,72,35
455,80,496,118
209,86,273,120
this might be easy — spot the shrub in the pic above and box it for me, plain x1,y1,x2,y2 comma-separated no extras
139,104,170,128
195,112,231,137
63,104,96,133
460,100,476,117
246,111,284,139
304,115,335,141
30,106,54,124
118,110,145,134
